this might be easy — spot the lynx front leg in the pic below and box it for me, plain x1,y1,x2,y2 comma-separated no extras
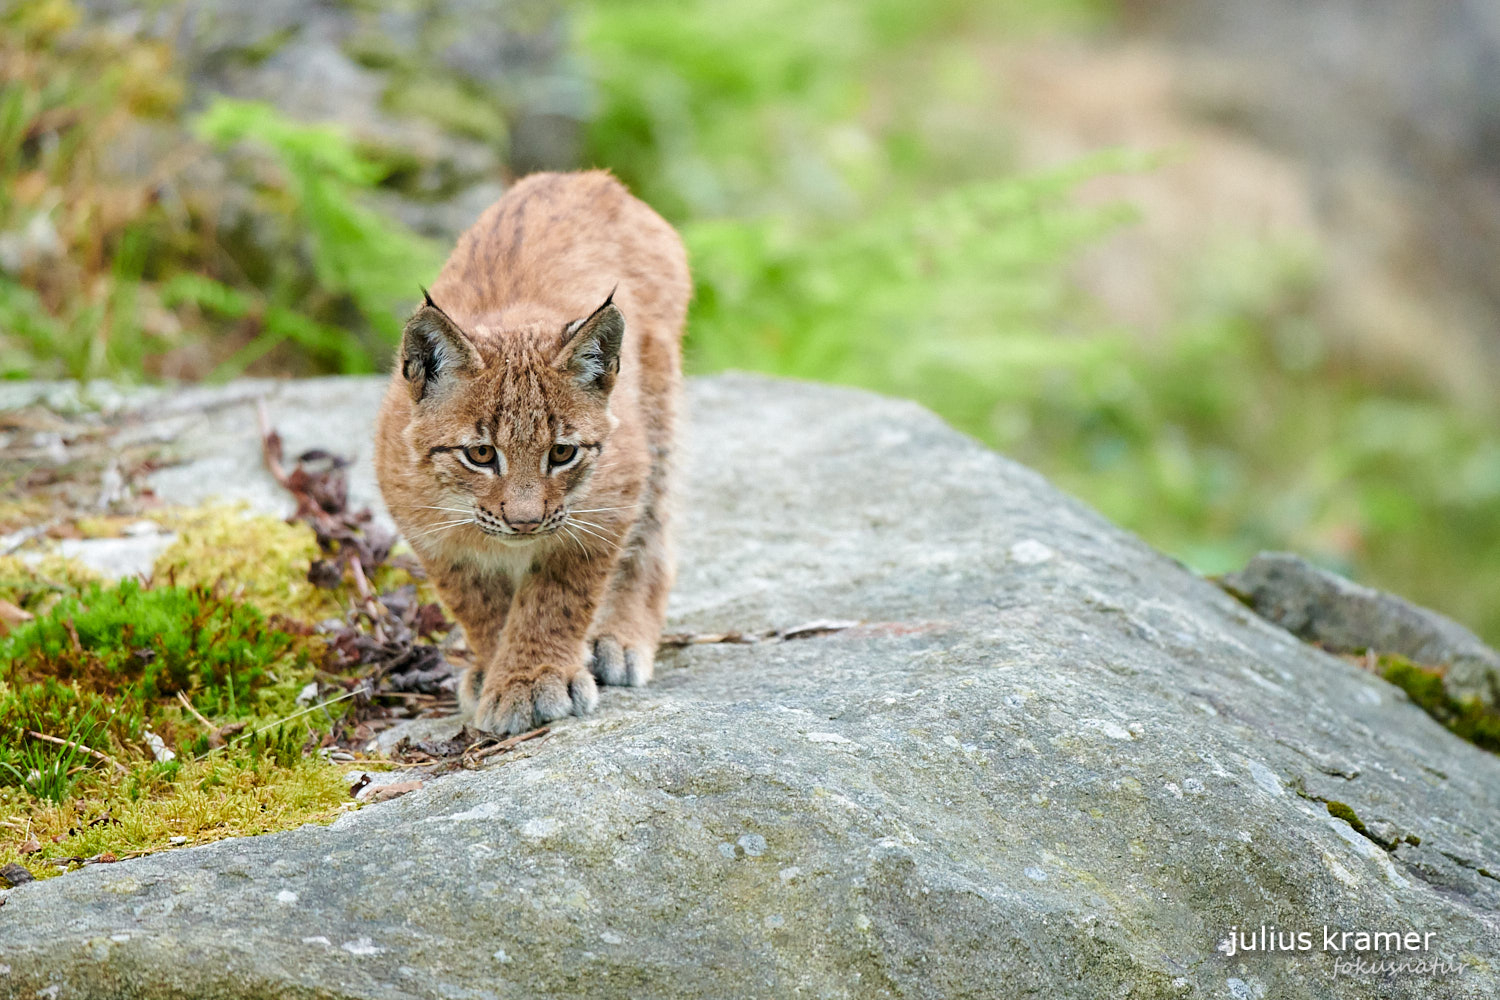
588,502,674,688
473,558,608,735
428,568,513,720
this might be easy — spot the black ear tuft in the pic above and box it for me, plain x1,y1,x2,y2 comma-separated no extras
555,294,625,394
400,297,479,403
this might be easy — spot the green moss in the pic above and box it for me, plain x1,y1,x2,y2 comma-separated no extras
1325,800,1367,835
0,553,362,874
149,503,433,623
0,751,354,879
237,24,299,65
1378,653,1500,754
0,578,310,796
151,504,342,621
343,29,412,72
0,553,98,616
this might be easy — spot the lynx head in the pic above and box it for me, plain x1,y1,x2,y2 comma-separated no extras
397,290,624,548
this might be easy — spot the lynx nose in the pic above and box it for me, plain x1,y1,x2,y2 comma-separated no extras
501,504,544,534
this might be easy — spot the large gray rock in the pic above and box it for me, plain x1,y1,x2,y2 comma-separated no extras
1224,552,1500,709
2,375,1498,999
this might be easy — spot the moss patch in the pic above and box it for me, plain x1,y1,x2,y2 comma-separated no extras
1377,653,1500,754
1325,800,1367,835
382,77,507,145
0,558,358,879
0,480,454,879
0,553,99,618
0,577,314,796
150,504,342,621
0,752,353,877
149,503,431,621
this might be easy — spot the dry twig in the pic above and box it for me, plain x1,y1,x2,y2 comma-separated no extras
176,691,214,729
26,731,128,774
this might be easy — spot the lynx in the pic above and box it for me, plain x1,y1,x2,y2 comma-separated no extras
374,171,690,735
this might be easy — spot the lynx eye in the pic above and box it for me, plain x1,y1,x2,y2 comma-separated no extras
463,444,496,466
549,443,578,467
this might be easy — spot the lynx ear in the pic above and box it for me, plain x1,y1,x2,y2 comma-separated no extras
400,292,480,403
555,292,624,395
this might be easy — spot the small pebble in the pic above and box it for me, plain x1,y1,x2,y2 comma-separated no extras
0,863,35,888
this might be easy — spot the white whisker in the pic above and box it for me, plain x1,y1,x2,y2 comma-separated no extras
566,519,616,547
560,524,590,560
396,504,473,515
568,505,638,513
403,519,470,542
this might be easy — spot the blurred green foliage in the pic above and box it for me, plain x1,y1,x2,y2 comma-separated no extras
579,0,1500,645
0,3,438,379
192,99,444,375
0,0,1495,646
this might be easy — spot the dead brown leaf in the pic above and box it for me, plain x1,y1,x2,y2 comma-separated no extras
208,721,247,749
361,780,424,803
0,599,32,632
259,407,459,748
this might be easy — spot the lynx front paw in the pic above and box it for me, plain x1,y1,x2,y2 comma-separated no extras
587,635,655,687
473,662,598,736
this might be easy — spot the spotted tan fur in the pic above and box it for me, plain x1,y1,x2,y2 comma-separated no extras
373,171,690,735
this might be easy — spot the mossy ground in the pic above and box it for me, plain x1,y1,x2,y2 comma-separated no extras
0,553,100,617
0,502,420,880
150,503,431,619
0,753,354,873
150,504,342,621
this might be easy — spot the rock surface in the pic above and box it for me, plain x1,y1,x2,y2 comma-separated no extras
2,375,1499,999
1224,552,1500,709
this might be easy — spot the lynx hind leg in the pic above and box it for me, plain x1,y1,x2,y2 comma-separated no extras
588,506,673,688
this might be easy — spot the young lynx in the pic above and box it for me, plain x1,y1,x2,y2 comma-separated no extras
374,171,690,735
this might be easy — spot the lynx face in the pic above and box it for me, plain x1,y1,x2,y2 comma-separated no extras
398,294,624,556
